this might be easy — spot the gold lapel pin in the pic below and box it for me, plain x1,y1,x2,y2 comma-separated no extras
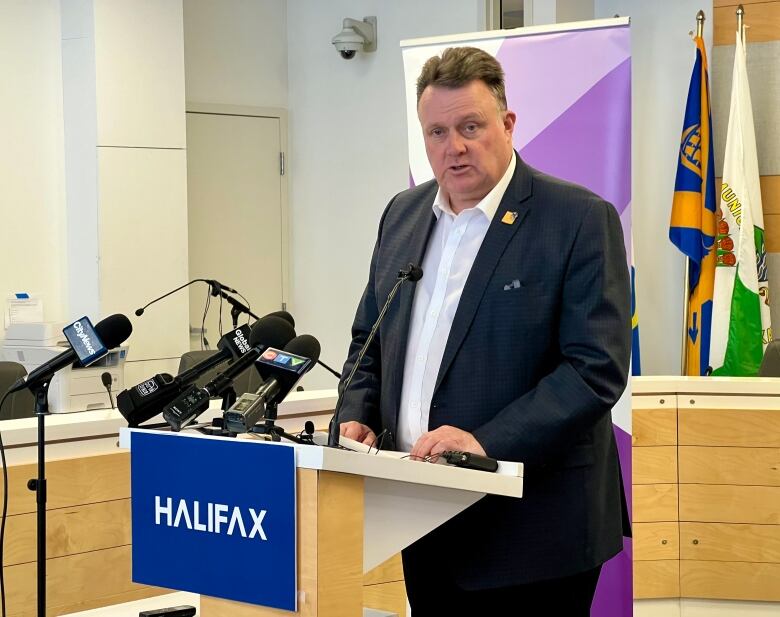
501,211,519,225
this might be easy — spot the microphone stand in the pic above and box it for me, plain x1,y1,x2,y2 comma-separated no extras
249,401,310,444
27,379,52,617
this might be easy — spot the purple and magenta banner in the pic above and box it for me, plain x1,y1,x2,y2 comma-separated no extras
402,19,632,616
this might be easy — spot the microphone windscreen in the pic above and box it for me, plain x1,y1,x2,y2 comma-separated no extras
101,372,112,387
408,264,423,282
249,315,296,350
94,314,133,349
134,308,144,317
284,334,321,364
266,310,295,329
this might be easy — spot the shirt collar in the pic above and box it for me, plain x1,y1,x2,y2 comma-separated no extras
432,152,517,221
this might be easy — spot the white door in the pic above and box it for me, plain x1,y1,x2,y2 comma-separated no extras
186,112,285,349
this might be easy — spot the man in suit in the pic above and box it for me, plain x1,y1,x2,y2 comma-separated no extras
337,46,631,615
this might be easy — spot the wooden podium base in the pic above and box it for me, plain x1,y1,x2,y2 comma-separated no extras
201,469,364,617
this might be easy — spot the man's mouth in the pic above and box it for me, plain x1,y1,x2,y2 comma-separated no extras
450,164,470,171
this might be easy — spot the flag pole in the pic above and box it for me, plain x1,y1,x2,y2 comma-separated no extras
737,4,744,44
681,10,706,375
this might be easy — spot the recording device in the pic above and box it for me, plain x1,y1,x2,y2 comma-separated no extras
327,263,423,447
8,314,132,394
162,316,296,431
224,334,321,433
138,606,196,617
134,278,237,317
116,323,255,427
440,450,499,473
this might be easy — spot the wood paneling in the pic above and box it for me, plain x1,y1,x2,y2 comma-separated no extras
715,0,779,6
679,446,780,486
678,409,780,447
634,446,678,484
714,3,780,45
633,408,677,446
634,560,680,599
364,581,407,617
680,560,780,601
765,213,780,252
0,451,129,516
3,545,161,617
317,472,364,617
681,522,780,562
4,499,131,566
679,484,780,524
717,176,780,251
634,484,679,522
364,554,404,586
634,522,680,561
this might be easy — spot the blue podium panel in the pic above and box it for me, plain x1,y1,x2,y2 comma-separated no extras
131,432,297,611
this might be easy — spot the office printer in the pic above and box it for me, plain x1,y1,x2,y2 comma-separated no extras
1,322,129,413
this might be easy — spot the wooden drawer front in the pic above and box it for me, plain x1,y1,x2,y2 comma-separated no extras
634,522,679,560
3,545,163,616
633,408,677,446
680,560,780,601
633,560,680,599
0,452,130,516
633,446,678,484
680,484,780,524
679,446,780,486
364,581,407,617
5,499,131,566
634,484,678,522
679,409,780,447
680,522,780,563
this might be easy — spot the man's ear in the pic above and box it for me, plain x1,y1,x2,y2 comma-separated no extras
503,110,517,135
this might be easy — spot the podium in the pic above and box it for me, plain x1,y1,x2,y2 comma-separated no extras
121,428,523,616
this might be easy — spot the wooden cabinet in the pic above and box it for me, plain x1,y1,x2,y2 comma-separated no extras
633,378,780,602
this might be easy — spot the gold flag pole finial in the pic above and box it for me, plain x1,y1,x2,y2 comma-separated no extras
696,10,705,39
737,5,745,44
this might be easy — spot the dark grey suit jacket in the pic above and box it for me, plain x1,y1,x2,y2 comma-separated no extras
339,154,631,588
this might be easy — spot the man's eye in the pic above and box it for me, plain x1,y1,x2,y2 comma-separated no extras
431,128,444,137
464,124,478,133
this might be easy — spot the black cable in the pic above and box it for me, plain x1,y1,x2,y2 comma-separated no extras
236,291,252,325
201,285,211,350
218,290,224,338
0,389,13,617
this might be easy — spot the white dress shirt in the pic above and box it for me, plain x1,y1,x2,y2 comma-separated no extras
396,155,516,452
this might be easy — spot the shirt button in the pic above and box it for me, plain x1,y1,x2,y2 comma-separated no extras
416,355,423,362
411,401,421,409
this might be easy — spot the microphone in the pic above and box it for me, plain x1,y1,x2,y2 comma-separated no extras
101,371,115,409
117,315,294,427
268,309,341,379
328,263,423,447
162,316,296,431
9,314,133,394
224,334,321,433
134,279,236,317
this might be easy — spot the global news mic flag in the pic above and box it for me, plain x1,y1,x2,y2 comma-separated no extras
669,35,717,376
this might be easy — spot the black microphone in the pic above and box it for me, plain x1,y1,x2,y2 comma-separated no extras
101,371,115,409
118,316,295,427
328,263,423,447
134,279,235,317
9,314,133,394
162,316,296,431
224,335,321,433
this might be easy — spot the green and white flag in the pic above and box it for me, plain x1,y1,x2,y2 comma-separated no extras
711,30,772,376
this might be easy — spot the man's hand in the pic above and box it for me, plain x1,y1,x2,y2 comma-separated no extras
410,425,486,461
339,421,378,446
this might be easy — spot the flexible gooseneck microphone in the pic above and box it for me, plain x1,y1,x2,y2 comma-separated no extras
134,279,238,317
327,263,423,447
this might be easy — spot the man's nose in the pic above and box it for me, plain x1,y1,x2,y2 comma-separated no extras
446,132,467,155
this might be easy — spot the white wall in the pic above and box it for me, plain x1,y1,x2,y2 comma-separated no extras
0,0,67,324
595,0,714,375
183,0,288,108
286,0,486,388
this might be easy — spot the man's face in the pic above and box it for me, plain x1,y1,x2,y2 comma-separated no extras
418,80,516,213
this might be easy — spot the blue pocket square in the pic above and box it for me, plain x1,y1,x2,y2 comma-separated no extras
503,279,522,291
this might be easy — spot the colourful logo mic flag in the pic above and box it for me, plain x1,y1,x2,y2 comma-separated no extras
710,30,772,376
669,36,717,376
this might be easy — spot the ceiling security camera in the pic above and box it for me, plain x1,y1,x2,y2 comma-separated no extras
332,16,377,60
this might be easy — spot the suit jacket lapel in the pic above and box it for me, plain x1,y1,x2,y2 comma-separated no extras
385,197,437,422
434,155,534,393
